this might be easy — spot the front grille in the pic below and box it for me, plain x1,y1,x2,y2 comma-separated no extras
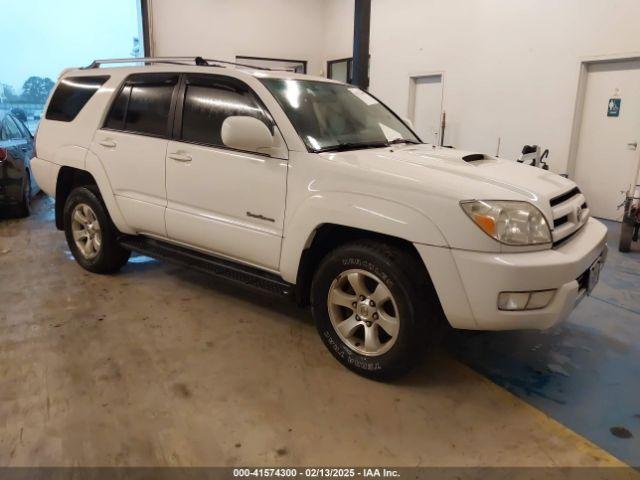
550,186,589,247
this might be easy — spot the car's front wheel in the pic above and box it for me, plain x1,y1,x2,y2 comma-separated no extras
311,240,446,380
63,186,130,273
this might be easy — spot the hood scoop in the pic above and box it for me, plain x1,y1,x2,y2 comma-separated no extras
462,153,486,162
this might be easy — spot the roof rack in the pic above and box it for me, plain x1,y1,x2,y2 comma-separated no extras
83,56,273,71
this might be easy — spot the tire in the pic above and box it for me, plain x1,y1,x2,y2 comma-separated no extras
15,171,32,218
619,220,633,252
311,240,446,381
63,186,130,273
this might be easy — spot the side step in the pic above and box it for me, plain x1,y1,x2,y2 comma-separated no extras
119,236,294,297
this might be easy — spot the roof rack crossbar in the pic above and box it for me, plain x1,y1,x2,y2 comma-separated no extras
83,56,273,71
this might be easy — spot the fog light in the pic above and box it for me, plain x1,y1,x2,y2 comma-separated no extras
498,289,556,311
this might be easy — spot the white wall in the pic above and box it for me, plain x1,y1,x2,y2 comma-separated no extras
368,0,640,173
149,0,327,76
321,0,354,73
149,0,640,174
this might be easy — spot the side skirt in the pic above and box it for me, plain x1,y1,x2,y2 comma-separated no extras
119,235,294,298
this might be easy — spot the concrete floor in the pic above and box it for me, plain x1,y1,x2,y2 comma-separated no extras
449,219,640,466
0,195,631,467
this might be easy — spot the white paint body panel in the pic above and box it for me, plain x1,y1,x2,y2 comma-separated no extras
91,130,168,236
165,140,288,270
32,64,608,332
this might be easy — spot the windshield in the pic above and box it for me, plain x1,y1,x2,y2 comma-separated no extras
260,78,421,152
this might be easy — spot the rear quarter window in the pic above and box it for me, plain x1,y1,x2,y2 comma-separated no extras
45,76,110,122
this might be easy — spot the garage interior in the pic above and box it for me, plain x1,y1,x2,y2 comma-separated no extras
2,0,640,475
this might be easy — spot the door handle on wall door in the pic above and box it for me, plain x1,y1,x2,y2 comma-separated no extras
168,152,192,162
99,139,117,148
627,142,638,150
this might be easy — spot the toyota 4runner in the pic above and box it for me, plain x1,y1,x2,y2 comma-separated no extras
31,57,608,380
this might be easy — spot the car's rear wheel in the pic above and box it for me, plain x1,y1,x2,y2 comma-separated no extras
15,171,32,218
63,186,130,273
311,240,446,381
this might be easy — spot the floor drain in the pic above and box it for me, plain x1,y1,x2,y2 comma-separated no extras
610,426,633,439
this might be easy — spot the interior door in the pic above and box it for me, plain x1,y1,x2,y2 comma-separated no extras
165,74,288,270
574,60,640,220
411,75,443,145
93,73,178,235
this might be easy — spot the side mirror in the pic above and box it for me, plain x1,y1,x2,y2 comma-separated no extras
402,117,414,129
221,116,275,154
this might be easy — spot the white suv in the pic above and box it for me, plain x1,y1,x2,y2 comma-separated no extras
31,57,607,380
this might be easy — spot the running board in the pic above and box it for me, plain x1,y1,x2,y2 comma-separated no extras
119,236,294,297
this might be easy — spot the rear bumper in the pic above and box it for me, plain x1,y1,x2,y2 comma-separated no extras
30,157,59,198
0,168,24,205
416,217,608,330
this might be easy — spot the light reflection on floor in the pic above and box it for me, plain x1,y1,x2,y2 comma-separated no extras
128,254,157,264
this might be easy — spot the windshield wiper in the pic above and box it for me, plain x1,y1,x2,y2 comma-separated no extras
385,138,421,146
315,141,389,153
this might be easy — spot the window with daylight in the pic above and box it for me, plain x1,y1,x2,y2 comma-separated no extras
0,0,145,133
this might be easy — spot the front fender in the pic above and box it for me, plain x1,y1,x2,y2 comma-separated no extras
279,192,448,283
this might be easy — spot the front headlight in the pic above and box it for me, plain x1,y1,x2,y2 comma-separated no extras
460,200,551,246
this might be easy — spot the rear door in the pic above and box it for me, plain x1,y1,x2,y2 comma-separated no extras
93,73,178,236
164,73,288,270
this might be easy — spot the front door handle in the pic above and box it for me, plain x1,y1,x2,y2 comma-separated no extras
627,142,638,150
168,152,192,162
99,139,117,148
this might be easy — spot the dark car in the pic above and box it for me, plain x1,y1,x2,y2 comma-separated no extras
0,113,38,217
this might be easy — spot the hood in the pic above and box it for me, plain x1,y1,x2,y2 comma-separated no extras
383,145,574,200
325,144,576,208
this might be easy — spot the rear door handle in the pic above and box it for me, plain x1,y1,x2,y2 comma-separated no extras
99,139,117,148
168,152,192,162
627,142,638,150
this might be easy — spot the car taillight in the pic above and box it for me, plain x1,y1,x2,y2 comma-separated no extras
0,147,7,163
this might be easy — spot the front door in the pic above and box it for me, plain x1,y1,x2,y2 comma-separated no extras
574,60,640,220
165,74,288,270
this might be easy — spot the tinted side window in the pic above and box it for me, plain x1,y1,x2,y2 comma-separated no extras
46,76,109,122
4,117,22,140
125,75,177,137
104,85,131,130
181,76,272,148
0,119,10,140
14,117,32,138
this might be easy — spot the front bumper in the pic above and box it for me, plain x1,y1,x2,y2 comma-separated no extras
416,217,608,330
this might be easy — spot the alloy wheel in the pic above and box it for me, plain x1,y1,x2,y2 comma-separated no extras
327,269,400,356
71,203,102,259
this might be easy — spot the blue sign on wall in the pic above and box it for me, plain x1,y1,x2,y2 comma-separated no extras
607,98,621,117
